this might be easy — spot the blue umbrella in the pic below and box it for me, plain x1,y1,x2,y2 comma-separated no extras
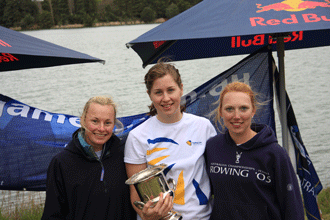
127,0,330,152
0,25,104,72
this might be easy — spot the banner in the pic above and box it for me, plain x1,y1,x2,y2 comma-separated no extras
274,67,323,220
0,46,274,190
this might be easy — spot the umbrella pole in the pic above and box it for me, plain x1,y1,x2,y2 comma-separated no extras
277,37,289,152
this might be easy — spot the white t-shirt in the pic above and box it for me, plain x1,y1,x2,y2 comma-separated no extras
124,112,217,220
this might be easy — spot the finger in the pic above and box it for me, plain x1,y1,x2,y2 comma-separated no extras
158,194,172,214
168,196,174,210
155,192,164,208
142,200,153,213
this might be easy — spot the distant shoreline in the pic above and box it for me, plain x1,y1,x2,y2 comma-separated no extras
10,18,166,31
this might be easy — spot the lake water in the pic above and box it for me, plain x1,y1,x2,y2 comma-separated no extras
1,24,329,210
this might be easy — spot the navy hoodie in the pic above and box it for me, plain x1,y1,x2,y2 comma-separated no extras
42,129,136,220
205,124,304,220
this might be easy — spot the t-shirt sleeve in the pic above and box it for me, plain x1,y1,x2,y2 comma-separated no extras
124,131,147,164
206,120,217,139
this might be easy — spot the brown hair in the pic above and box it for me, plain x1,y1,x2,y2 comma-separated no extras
144,60,185,116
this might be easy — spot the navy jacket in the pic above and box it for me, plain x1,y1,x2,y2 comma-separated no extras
42,129,136,220
205,124,304,220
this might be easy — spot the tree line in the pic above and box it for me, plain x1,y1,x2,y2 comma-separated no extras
0,0,202,30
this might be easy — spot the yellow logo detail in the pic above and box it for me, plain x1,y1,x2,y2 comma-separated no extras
148,155,169,166
256,0,330,13
147,147,168,155
174,170,185,205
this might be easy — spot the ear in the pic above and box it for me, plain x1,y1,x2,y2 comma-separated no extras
180,83,183,95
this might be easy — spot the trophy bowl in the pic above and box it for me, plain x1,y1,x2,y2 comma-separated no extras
125,164,182,220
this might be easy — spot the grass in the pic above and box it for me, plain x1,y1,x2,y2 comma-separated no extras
0,202,43,220
0,187,329,219
318,187,330,220
0,191,44,220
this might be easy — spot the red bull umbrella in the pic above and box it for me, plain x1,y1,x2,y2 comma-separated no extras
127,0,330,66
127,0,330,155
0,25,104,72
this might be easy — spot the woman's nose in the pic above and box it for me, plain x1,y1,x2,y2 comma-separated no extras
233,110,240,118
98,123,105,131
163,92,170,101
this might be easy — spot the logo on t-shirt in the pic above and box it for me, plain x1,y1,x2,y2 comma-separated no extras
148,137,179,145
186,140,202,146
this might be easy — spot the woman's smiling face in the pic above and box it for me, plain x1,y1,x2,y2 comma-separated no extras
83,103,115,151
220,91,256,138
148,74,183,123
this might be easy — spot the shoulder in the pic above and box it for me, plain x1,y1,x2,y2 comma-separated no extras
183,112,213,124
126,116,156,143
207,133,224,145
130,116,155,133
49,139,80,165
259,139,291,165
270,143,290,159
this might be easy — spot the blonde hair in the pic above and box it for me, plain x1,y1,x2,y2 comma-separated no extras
80,96,122,132
214,81,260,131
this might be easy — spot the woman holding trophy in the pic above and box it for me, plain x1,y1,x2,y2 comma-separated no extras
124,60,217,220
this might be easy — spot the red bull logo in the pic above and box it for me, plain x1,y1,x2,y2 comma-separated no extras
231,31,303,48
0,53,19,63
250,0,330,27
250,13,330,26
256,0,330,12
153,41,165,49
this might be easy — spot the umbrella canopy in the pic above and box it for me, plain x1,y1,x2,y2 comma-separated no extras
127,0,330,67
127,0,330,152
0,25,104,72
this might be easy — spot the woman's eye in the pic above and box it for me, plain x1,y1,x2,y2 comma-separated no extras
241,106,248,111
226,107,234,112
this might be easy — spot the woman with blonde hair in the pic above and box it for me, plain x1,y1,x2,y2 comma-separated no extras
42,96,136,220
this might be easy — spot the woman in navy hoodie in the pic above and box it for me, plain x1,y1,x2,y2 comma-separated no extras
205,82,304,220
42,96,136,220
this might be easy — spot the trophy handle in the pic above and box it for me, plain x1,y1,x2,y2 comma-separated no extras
133,201,145,210
167,178,176,192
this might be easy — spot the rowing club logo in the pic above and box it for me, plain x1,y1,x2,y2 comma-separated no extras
256,0,330,12
236,151,242,163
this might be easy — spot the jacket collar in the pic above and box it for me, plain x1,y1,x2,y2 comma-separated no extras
68,129,121,161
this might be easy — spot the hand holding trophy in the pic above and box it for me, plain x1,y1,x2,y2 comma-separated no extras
125,164,183,220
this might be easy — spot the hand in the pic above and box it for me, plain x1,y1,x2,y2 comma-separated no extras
141,192,173,220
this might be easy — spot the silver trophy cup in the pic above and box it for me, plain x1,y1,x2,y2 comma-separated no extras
125,164,182,220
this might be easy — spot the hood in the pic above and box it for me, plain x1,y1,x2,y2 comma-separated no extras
226,124,278,151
